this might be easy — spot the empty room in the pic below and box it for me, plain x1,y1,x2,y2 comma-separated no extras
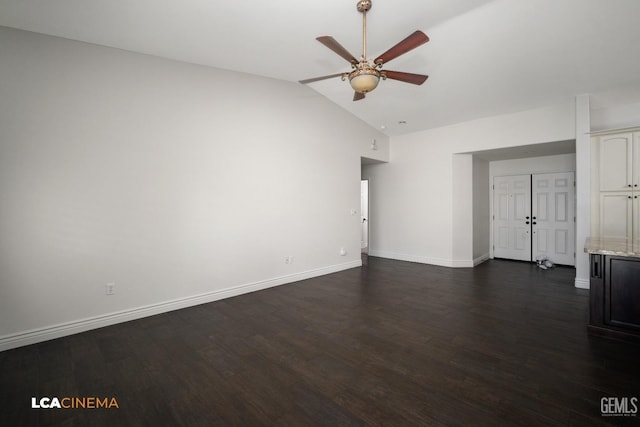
1,0,640,425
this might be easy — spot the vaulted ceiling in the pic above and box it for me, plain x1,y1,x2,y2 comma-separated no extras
1,0,640,136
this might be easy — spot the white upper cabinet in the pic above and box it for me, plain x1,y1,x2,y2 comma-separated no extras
599,133,633,191
592,129,640,241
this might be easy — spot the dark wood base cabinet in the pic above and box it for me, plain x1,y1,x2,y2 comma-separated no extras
589,254,640,343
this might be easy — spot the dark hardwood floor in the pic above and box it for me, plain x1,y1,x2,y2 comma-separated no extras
2,258,640,426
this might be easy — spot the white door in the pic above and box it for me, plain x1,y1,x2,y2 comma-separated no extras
493,175,531,261
360,180,369,252
532,172,576,266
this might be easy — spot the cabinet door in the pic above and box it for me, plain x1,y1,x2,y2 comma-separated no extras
606,256,640,331
589,254,604,327
634,194,640,245
600,192,632,239
599,133,633,191
634,133,640,189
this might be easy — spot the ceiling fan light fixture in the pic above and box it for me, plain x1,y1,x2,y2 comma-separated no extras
349,64,380,93
299,0,429,100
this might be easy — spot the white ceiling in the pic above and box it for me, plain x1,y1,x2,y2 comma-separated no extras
1,0,640,136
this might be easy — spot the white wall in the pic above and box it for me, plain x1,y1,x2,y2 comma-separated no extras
490,153,576,177
0,26,389,350
367,102,576,267
590,83,640,131
472,156,490,262
450,154,490,266
575,95,591,288
452,154,474,266
591,102,640,131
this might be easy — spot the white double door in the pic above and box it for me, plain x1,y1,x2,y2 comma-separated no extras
493,172,575,266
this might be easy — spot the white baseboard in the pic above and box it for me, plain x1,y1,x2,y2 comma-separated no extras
450,259,474,268
0,260,362,352
442,253,490,268
574,277,590,289
473,253,490,266
369,250,473,268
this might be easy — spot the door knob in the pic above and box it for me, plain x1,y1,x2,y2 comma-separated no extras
526,216,530,219
526,221,530,225
532,222,537,225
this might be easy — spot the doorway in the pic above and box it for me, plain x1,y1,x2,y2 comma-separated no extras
493,172,576,265
361,179,369,255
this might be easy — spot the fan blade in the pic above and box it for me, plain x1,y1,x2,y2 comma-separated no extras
317,36,358,64
353,91,365,101
374,31,429,65
383,70,429,85
299,73,345,84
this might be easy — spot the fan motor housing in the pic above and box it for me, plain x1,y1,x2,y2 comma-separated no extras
357,0,372,13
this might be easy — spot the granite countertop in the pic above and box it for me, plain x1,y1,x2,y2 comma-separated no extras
584,237,640,258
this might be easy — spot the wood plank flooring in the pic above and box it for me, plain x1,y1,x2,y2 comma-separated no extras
2,257,640,426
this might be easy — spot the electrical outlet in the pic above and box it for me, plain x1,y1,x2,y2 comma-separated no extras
285,256,294,264
290,256,294,264
105,283,115,295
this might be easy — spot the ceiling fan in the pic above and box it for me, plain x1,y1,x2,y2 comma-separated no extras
299,0,429,101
